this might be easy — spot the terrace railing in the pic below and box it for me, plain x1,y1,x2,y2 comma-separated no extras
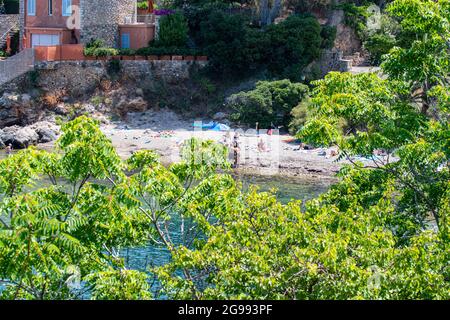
122,14,156,25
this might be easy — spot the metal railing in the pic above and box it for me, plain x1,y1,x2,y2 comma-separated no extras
0,48,35,86
122,14,156,25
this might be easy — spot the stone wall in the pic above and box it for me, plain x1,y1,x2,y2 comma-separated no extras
304,49,352,79
79,0,136,47
32,60,207,95
0,14,20,47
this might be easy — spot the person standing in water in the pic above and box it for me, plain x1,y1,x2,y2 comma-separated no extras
232,133,241,168
5,144,12,156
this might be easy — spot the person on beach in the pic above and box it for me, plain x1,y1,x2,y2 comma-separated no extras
5,144,12,156
221,131,232,147
257,138,267,152
232,133,241,168
267,122,276,136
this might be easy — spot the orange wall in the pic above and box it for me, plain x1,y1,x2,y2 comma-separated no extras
24,0,80,46
25,0,80,28
24,28,79,48
119,25,155,50
35,44,84,61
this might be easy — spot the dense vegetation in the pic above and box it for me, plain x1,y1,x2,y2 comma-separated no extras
0,0,448,300
134,2,334,80
227,79,309,127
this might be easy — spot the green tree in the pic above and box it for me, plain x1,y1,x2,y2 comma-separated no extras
154,12,189,48
0,114,447,300
382,0,450,115
294,0,449,234
155,184,448,299
228,79,309,127
0,116,233,299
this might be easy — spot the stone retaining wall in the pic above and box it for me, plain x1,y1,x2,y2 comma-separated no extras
33,60,207,96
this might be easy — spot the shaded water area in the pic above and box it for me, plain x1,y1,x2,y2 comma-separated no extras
123,174,332,297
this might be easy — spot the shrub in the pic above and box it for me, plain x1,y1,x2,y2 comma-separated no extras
364,33,397,65
107,59,121,75
154,12,189,48
119,48,136,56
92,47,119,57
137,0,148,9
289,98,314,134
336,2,369,38
227,79,309,128
320,25,337,49
266,14,322,81
135,46,199,56
85,39,104,49
83,39,119,57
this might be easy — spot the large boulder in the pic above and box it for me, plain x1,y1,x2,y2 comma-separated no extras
0,92,41,127
0,126,39,149
36,127,58,143
213,112,228,121
0,129,5,149
31,121,60,144
114,96,148,117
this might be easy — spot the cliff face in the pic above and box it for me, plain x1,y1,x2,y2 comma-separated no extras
327,9,362,56
0,59,209,128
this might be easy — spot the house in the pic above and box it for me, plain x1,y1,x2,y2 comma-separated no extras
19,0,155,50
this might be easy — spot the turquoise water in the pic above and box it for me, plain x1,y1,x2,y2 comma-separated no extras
122,174,332,297
0,150,332,297
238,174,332,204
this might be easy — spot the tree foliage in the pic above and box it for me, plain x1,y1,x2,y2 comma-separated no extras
295,0,449,251
227,79,309,127
196,11,324,80
154,12,189,48
0,0,448,300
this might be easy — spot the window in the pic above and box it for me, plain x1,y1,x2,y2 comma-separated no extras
62,0,72,17
48,0,53,15
121,33,130,49
31,34,60,47
27,0,36,16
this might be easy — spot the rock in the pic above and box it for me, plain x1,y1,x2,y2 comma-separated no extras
212,112,228,121
21,94,32,106
55,103,69,115
0,126,39,149
36,127,57,143
116,97,148,115
14,127,39,148
135,88,144,97
0,92,40,127
0,121,59,148
81,103,96,114
30,121,60,144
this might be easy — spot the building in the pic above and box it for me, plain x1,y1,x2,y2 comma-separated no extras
20,0,155,49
